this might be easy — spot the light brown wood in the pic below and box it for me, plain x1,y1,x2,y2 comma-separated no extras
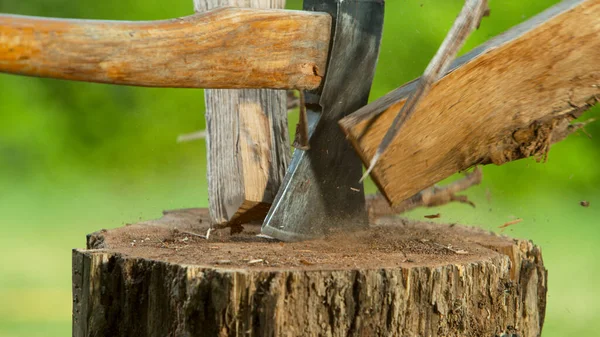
73,209,547,337
0,8,330,89
340,0,600,206
362,0,490,180
196,0,290,230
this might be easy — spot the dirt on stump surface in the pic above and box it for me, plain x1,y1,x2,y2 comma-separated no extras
87,208,518,270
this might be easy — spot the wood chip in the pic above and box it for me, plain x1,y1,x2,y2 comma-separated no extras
299,259,314,266
432,242,469,255
177,130,206,143
248,259,264,265
499,218,523,229
255,233,278,241
179,230,207,239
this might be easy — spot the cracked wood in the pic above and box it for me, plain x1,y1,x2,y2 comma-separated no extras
196,0,290,229
340,0,600,206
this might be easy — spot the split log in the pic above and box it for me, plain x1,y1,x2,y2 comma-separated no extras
194,0,292,230
0,8,330,89
73,209,547,337
339,0,600,206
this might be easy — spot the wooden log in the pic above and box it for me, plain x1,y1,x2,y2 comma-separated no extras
0,8,330,89
195,0,291,230
339,0,600,206
73,208,547,337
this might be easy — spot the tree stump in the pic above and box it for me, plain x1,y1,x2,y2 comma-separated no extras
72,209,547,337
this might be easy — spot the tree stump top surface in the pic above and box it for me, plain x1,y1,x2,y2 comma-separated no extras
88,208,524,271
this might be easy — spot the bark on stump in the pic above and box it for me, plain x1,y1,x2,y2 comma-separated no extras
73,209,547,337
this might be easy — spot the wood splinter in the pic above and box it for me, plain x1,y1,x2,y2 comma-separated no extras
361,0,490,182
366,167,483,220
292,91,310,150
341,0,600,206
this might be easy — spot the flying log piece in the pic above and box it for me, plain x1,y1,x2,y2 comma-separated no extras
340,0,600,206
0,8,331,89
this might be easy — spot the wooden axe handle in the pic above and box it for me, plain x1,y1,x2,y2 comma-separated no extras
0,7,330,89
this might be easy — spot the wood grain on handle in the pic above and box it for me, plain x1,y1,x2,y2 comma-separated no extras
0,8,331,89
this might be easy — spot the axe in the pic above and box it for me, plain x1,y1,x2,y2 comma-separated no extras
0,0,385,241
261,0,384,241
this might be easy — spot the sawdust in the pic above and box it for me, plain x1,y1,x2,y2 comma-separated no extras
87,209,511,271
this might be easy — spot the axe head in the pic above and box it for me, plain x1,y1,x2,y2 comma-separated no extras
261,0,385,241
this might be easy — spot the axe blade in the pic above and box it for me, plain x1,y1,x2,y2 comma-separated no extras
261,0,385,241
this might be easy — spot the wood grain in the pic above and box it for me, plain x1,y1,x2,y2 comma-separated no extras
362,0,490,180
74,209,547,337
340,0,600,206
0,8,330,89
196,0,290,229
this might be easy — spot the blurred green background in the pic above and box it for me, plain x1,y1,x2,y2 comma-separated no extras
0,0,598,336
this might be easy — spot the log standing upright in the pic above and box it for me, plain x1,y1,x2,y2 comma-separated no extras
194,0,291,230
